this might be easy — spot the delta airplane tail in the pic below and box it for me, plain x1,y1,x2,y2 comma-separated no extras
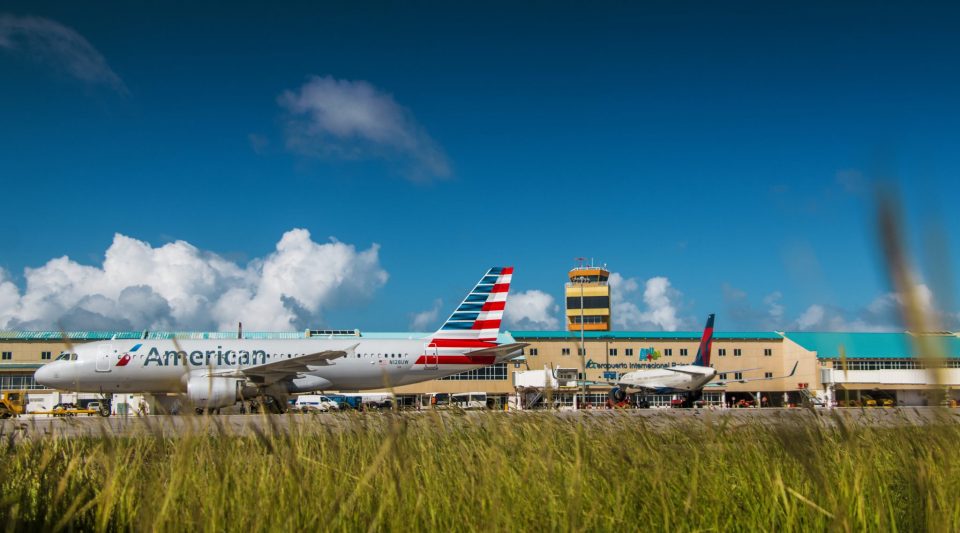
691,313,715,367
428,266,513,353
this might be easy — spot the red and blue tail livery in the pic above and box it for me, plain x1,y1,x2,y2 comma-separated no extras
691,313,714,367
430,266,512,345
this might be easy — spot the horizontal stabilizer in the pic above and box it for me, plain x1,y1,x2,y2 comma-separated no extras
464,342,528,363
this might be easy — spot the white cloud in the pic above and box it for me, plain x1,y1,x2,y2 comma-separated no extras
0,229,388,331
796,304,826,330
792,302,899,332
0,269,21,328
609,273,688,331
0,14,126,92
504,290,560,330
410,298,442,331
279,75,450,182
764,291,784,322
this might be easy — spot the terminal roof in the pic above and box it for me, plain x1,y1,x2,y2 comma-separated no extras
0,330,517,344
508,330,782,340
783,332,960,359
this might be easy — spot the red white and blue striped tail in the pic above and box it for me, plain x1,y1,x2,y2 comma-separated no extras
431,267,512,344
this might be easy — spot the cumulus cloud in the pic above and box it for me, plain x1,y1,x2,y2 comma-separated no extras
609,273,688,331
0,229,388,331
410,298,442,331
0,14,126,92
279,75,450,182
790,283,951,332
504,290,560,330
795,304,826,330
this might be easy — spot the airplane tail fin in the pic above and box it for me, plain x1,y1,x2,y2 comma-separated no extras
692,313,715,367
430,267,513,346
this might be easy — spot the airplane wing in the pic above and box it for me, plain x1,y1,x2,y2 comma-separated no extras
465,343,529,363
206,346,354,385
707,362,799,386
661,367,712,377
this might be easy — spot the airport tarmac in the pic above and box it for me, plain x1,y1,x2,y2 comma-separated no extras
2,407,959,442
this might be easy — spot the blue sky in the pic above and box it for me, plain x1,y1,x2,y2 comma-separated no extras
1,2,958,332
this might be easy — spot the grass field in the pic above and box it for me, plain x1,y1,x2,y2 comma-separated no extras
2,410,959,532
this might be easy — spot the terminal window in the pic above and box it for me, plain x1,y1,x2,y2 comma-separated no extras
41,351,51,360
566,296,610,309
680,348,688,356
1,352,10,360
734,349,742,356
764,349,773,356
609,348,617,356
719,373,728,380
765,372,773,378
834,360,960,371
718,349,726,356
528,348,538,356
734,372,743,380
664,349,672,356
0,373,46,390
625,348,633,356
578,348,586,356
440,363,508,381
571,315,603,324
561,348,570,356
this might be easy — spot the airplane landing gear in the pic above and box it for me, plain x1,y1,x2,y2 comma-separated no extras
608,387,628,404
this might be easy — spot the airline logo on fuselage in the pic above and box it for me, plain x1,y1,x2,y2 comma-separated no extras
116,343,142,366
128,346,271,367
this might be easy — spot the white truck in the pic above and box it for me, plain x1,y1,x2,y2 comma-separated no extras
293,395,340,413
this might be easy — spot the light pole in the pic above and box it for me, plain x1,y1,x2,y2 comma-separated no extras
579,272,587,410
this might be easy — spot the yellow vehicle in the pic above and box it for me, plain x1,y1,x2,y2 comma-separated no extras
49,403,100,417
861,395,895,408
0,391,27,419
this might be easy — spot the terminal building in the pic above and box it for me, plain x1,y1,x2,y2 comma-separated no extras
3,328,959,411
2,263,959,411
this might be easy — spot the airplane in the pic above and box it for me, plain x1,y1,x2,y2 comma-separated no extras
34,267,526,413
595,314,798,407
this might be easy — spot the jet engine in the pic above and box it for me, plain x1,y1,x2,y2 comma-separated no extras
186,377,242,409
608,386,628,403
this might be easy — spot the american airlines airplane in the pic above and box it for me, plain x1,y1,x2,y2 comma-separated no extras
601,314,797,406
34,267,525,413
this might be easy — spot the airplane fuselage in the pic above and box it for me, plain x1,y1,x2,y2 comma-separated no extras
35,337,495,394
618,365,717,393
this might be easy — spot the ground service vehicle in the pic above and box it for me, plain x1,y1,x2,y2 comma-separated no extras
0,391,27,418
293,395,340,412
451,392,489,410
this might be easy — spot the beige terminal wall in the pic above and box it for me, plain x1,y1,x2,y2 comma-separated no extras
390,336,821,396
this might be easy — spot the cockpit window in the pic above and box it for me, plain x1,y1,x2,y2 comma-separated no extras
56,352,70,361
71,353,78,361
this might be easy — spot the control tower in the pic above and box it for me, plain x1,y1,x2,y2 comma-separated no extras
565,259,611,331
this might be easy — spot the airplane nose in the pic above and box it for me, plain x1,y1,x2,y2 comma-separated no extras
34,363,61,388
